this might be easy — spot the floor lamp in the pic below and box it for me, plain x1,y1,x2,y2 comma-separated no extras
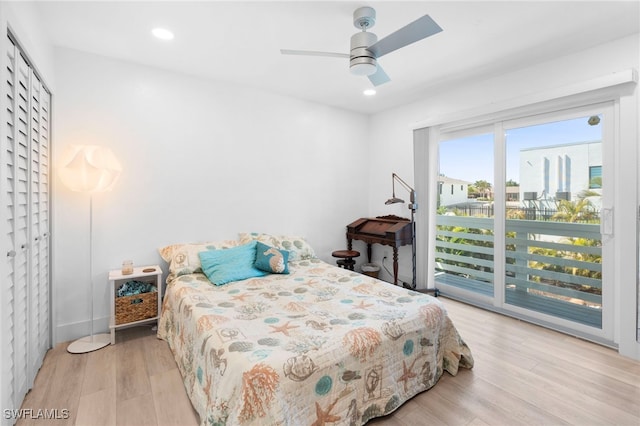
385,173,439,295
385,173,418,290
59,145,122,354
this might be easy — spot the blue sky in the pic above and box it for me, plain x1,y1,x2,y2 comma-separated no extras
439,115,603,185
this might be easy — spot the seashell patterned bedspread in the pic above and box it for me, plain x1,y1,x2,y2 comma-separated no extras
158,258,474,426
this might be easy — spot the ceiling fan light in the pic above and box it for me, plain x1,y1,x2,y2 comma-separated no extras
350,62,377,76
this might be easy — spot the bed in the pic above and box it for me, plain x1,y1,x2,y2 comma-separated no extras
157,233,473,426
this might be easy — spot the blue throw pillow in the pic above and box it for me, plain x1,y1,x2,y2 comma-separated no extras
199,241,267,285
254,241,289,274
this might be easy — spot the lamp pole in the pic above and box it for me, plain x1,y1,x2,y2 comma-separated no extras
385,173,438,295
386,173,417,289
408,199,417,290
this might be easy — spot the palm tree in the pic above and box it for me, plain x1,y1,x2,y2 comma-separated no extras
474,180,492,199
552,198,598,223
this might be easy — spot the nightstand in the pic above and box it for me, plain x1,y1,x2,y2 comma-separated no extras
108,265,163,344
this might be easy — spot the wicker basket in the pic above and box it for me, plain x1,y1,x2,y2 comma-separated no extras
115,291,158,325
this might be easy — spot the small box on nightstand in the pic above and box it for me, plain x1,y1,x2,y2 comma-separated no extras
108,265,163,345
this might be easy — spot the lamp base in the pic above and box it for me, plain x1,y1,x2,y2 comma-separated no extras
402,281,416,290
67,333,111,354
414,288,440,297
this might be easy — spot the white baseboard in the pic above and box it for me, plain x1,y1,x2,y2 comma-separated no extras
54,315,110,345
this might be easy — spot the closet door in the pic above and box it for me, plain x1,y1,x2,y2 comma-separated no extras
1,33,18,416
1,33,51,417
6,35,31,411
28,73,50,383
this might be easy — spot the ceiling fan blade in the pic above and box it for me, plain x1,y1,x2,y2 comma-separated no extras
368,14,442,58
367,64,390,86
280,49,350,59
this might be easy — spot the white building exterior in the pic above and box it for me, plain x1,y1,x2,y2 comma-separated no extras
519,140,602,204
438,176,472,207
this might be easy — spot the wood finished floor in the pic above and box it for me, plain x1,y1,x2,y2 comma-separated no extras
18,298,640,426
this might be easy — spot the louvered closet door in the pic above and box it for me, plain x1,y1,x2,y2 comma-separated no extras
11,38,30,410
2,33,51,416
28,73,50,382
2,34,19,415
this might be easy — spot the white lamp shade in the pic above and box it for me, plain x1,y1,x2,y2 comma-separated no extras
59,145,122,193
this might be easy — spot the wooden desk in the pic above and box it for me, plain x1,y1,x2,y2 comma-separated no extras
346,215,412,285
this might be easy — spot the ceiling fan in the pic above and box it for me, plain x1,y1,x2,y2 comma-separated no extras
281,6,443,86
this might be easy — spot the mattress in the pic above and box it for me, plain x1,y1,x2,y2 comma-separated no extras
158,257,473,425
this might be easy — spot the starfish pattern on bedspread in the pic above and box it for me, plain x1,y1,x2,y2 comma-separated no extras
231,293,251,302
397,357,419,392
268,321,299,336
352,300,374,310
311,400,341,426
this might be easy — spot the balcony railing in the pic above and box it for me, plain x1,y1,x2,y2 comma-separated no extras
446,204,600,222
435,215,602,328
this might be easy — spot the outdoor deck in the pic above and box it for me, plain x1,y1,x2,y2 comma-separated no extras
435,215,602,328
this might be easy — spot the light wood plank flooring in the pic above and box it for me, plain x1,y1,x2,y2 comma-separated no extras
18,298,640,426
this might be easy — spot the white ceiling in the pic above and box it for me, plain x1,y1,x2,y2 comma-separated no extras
36,1,640,114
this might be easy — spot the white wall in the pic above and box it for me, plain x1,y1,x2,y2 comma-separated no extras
52,48,370,343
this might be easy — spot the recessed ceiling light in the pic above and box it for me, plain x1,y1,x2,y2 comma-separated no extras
363,89,376,96
152,28,174,40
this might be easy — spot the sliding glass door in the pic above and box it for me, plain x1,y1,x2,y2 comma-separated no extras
503,112,607,329
434,104,613,341
436,131,495,299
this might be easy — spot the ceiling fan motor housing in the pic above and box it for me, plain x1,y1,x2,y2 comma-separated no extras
350,31,377,75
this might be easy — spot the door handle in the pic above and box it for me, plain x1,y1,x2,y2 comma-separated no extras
600,207,613,236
